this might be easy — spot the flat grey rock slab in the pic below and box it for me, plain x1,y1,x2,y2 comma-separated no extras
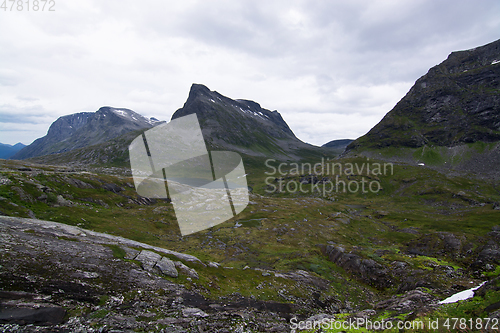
156,257,178,278
135,250,162,271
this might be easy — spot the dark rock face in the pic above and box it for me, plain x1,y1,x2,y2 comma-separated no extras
406,232,464,258
171,84,322,159
348,39,500,151
174,84,296,139
12,107,159,160
374,289,438,313
321,245,391,289
0,306,66,326
320,235,494,294
470,231,500,272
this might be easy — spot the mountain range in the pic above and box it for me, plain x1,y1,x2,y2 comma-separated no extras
12,107,162,160
13,85,342,166
0,142,26,159
8,38,500,178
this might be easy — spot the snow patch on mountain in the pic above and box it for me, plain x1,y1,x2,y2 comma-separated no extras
110,108,160,125
236,106,269,121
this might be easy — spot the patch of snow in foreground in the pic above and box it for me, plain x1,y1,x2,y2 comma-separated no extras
492,60,500,65
439,282,486,304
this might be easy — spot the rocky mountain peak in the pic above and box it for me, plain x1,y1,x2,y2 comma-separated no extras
46,112,93,138
95,106,160,127
348,38,500,151
175,84,295,136
186,83,212,102
439,39,500,74
12,107,159,160
170,84,316,159
12,84,333,165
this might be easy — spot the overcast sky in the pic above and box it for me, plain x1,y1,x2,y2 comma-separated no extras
1,0,499,146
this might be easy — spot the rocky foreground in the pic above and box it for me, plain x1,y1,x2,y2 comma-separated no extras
1,216,500,333
0,216,294,332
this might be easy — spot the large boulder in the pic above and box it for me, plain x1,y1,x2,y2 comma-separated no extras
321,245,391,288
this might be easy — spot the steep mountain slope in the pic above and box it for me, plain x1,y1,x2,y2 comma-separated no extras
345,39,500,179
0,142,26,159
28,128,147,168
171,84,328,159
348,39,500,151
12,107,160,160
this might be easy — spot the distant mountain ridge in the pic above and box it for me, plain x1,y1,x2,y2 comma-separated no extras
322,139,353,150
0,142,26,159
12,107,162,160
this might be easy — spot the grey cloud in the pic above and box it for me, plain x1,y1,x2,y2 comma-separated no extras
176,4,291,57
17,96,39,102
0,105,55,124
1,0,500,146
0,75,18,87
0,114,47,124
0,69,19,87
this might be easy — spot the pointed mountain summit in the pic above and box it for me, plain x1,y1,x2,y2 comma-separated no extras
171,84,321,159
12,107,161,160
